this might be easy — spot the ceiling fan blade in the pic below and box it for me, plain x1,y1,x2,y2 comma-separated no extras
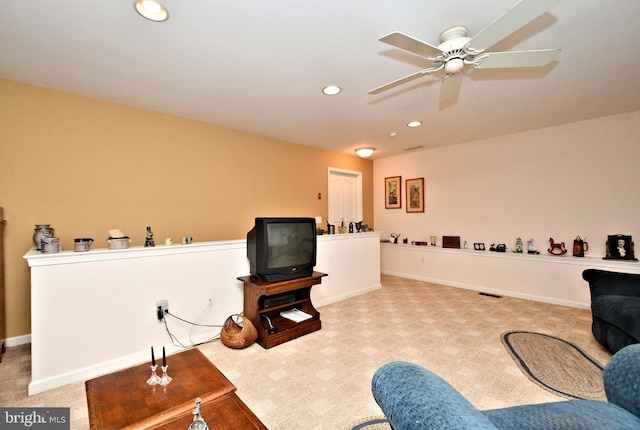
368,67,441,95
379,32,445,58
466,0,560,53
472,48,560,69
440,73,462,101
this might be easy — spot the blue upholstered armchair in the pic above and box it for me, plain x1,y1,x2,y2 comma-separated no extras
582,268,640,353
372,344,640,430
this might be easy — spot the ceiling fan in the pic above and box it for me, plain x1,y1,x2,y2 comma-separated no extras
368,0,561,101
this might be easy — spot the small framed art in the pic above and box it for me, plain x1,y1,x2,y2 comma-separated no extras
605,234,637,260
406,177,424,213
384,176,402,209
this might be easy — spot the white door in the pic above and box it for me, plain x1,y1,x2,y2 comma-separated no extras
327,168,362,226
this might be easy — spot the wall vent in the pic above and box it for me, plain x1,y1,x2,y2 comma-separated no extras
403,145,425,151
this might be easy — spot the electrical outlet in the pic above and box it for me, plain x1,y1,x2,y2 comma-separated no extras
156,299,169,321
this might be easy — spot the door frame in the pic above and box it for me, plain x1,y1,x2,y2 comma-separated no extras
327,167,363,224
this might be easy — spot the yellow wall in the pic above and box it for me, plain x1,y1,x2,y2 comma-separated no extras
0,78,373,339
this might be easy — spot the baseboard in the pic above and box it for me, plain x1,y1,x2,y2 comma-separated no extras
4,334,31,348
314,283,382,308
380,270,590,310
28,333,213,395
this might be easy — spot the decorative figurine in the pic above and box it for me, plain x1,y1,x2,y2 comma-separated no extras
326,218,335,234
527,239,540,254
513,237,523,253
145,226,155,247
355,221,363,233
188,398,209,430
573,236,588,257
548,237,567,255
348,222,354,233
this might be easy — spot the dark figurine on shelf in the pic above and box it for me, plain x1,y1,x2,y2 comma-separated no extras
490,243,506,252
548,237,567,255
355,221,363,233
326,218,335,235
145,226,155,247
348,222,354,233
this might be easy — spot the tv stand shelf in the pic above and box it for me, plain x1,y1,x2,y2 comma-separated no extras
239,272,327,349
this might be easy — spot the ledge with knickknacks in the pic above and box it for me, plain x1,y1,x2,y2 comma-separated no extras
382,233,639,265
380,236,640,310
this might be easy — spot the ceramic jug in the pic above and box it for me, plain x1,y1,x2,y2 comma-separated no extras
573,235,588,257
33,224,55,250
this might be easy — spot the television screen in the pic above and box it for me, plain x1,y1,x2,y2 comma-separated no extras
248,217,316,282
267,222,315,268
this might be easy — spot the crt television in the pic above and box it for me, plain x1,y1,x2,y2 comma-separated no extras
247,217,317,282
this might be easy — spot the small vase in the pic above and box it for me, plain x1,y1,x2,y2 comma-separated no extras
33,225,55,250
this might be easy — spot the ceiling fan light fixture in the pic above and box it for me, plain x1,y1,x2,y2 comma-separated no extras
444,58,464,75
356,148,375,159
322,85,341,95
134,0,169,22
407,121,422,128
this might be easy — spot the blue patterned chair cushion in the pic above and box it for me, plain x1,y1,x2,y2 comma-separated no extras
372,344,640,430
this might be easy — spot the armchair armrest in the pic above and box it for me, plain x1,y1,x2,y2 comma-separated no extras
604,344,640,419
372,361,497,430
583,269,640,300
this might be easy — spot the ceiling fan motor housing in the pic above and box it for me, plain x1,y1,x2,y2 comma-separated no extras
437,27,471,75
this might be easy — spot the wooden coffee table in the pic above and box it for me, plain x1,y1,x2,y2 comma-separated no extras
85,348,267,429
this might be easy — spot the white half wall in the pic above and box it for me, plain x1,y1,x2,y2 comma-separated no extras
24,232,380,394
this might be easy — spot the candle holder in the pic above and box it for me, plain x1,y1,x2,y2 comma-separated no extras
147,365,161,385
160,365,172,386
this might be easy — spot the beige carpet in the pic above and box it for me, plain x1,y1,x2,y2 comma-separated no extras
0,275,612,429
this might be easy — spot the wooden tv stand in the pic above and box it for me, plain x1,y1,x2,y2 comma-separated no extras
239,272,327,349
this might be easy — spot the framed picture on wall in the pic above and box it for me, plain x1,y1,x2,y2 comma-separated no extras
406,177,424,213
384,176,402,209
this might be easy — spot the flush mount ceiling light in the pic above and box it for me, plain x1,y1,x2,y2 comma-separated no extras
407,121,422,128
356,148,375,159
322,85,341,95
134,0,169,22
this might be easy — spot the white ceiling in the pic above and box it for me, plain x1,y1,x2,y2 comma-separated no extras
1,1,639,159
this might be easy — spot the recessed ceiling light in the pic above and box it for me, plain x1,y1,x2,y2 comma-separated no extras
388,131,398,138
322,85,341,96
134,0,169,22
407,121,422,128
